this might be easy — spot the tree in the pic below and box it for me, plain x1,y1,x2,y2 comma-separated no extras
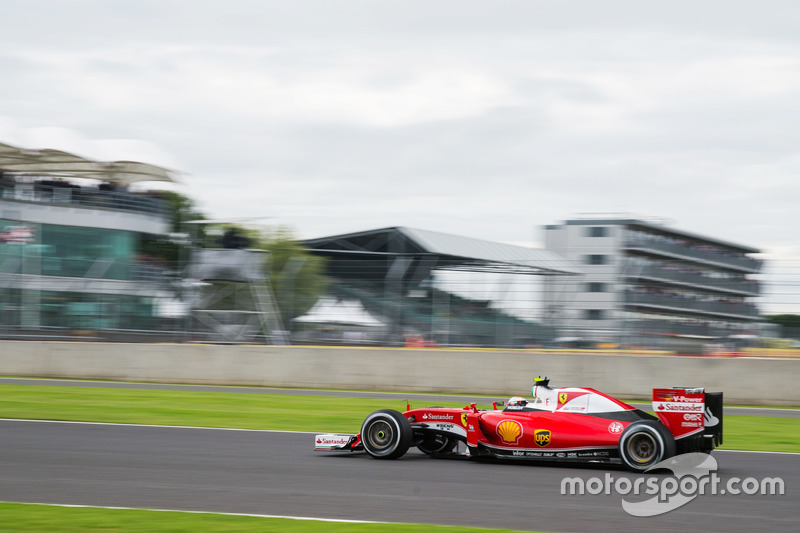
138,190,207,266
256,227,329,329
766,314,800,338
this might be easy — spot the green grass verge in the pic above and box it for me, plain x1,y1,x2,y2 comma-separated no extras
0,384,478,432
0,502,529,533
0,384,798,452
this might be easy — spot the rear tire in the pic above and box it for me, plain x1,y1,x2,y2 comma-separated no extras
361,409,412,460
618,421,676,472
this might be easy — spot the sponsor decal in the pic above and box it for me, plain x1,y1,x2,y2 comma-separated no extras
654,401,704,413
512,451,546,458
433,423,455,431
683,413,703,421
608,421,624,434
507,449,612,459
704,407,720,427
422,413,454,421
671,395,703,403
558,392,568,404
315,435,350,447
534,429,552,447
461,413,468,427
497,420,523,444
0,224,35,244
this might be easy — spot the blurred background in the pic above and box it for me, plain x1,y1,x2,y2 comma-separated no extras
1,148,795,356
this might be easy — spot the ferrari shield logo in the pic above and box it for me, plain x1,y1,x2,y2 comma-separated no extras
461,413,468,427
558,393,568,404
534,429,551,447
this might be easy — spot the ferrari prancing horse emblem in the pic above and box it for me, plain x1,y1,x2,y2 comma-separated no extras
461,413,468,427
558,392,568,404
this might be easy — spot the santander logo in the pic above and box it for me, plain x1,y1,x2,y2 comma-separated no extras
316,436,349,446
654,401,704,413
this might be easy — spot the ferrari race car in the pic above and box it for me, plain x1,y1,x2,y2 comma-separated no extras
315,377,723,472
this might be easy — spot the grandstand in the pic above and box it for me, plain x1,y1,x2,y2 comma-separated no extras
0,141,178,339
301,227,580,348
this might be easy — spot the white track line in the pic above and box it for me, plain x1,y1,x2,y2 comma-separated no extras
0,502,385,524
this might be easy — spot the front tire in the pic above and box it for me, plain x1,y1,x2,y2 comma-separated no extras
618,421,676,472
361,409,412,460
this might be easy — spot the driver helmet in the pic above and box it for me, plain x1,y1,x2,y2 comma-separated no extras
507,396,527,408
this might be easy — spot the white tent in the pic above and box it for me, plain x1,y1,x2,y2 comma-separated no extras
292,298,384,327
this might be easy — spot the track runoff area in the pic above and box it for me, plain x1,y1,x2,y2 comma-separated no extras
1,378,798,530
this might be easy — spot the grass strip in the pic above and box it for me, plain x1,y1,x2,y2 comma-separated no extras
0,502,529,533
0,384,478,432
0,384,798,452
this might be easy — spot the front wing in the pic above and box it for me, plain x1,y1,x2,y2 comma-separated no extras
314,433,362,451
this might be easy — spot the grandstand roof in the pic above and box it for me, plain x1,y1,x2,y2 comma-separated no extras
0,141,178,186
303,226,581,276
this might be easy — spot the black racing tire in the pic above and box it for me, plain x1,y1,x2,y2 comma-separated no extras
361,409,412,460
416,434,457,455
618,420,676,472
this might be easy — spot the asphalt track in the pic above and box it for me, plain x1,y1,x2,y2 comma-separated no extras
2,377,799,418
0,420,796,532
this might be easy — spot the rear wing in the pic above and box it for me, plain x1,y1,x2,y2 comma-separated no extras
652,387,723,453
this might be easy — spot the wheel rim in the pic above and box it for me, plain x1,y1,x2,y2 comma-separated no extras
366,420,394,451
627,432,658,464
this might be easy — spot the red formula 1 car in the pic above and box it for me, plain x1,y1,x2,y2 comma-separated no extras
315,377,723,471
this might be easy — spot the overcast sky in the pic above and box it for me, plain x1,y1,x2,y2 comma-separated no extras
0,1,798,311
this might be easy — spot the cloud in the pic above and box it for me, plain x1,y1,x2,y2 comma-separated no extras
0,1,799,313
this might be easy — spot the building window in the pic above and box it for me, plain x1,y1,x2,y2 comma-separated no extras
584,309,605,320
585,254,607,265
586,282,606,292
586,227,608,238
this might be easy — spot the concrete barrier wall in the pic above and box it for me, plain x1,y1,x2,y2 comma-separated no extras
1,341,798,405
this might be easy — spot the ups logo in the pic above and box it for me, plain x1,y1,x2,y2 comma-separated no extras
534,429,551,447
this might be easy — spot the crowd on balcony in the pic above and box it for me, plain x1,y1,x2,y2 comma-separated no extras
624,229,754,260
623,313,754,336
625,257,749,282
625,286,753,309
0,173,167,216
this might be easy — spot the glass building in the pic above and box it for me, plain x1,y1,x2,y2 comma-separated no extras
0,142,177,337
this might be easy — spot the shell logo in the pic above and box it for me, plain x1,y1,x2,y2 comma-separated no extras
497,419,523,444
